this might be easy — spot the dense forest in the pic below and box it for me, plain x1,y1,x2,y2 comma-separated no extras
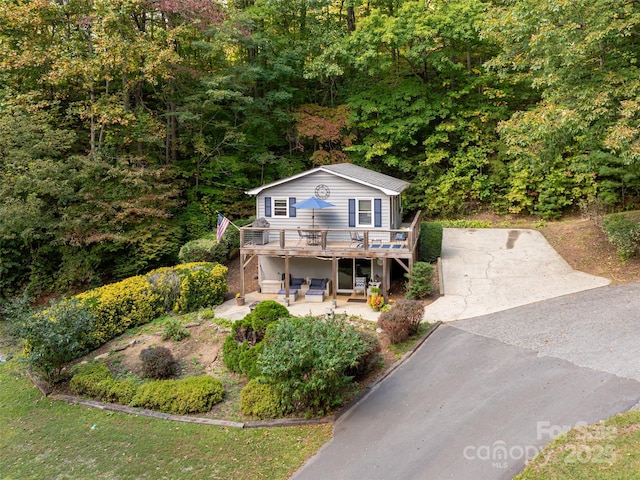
1,0,639,297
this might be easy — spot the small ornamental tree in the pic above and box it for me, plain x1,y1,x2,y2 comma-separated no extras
12,298,96,380
405,262,434,299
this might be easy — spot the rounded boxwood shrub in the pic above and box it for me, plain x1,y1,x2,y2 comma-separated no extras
140,346,177,379
222,335,247,373
240,379,284,419
130,376,225,414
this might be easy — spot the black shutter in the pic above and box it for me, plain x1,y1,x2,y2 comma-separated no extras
374,198,382,227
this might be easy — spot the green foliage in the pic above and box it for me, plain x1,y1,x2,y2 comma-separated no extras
378,300,426,344
173,263,228,313
222,301,288,377
238,342,265,380
179,238,219,263
437,220,493,228
240,379,284,420
405,262,434,300
72,262,226,349
420,223,443,263
69,363,113,398
249,300,290,334
140,346,178,379
77,276,164,346
162,318,191,342
69,363,140,405
12,298,96,380
603,214,640,260
257,316,369,416
222,335,244,373
345,330,382,381
130,376,225,414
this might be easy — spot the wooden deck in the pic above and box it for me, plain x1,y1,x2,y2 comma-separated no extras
239,212,421,260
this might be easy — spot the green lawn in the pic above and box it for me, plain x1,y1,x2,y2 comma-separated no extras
515,410,640,480
0,359,331,479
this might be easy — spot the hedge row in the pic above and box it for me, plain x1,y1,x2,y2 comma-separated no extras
70,363,225,415
76,262,227,346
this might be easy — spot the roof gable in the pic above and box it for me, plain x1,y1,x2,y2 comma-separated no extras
245,163,410,196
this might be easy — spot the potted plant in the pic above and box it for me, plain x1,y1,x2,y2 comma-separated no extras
235,293,245,306
367,293,384,311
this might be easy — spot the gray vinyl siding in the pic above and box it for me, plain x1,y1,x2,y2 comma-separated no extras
255,171,399,234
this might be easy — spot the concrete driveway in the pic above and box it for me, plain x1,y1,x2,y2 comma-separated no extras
425,228,610,322
291,229,640,480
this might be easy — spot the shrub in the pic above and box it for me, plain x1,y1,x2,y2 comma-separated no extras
140,346,177,379
174,263,228,313
13,298,96,380
178,238,219,263
102,378,139,405
162,318,190,342
247,300,290,340
130,376,225,414
378,300,425,344
258,316,369,416
603,214,640,260
222,335,248,373
405,262,434,299
240,379,284,419
222,301,288,375
70,363,113,397
77,275,164,346
238,341,265,379
420,222,443,262
345,330,382,381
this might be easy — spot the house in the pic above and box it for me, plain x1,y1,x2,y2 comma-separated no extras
239,163,421,302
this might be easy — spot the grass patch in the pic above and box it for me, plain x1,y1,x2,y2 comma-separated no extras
0,359,332,479
515,410,640,479
386,323,431,360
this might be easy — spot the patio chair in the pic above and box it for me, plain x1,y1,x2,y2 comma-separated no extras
353,276,367,297
350,230,364,246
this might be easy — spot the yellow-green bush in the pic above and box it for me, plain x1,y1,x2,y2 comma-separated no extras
130,376,225,414
173,263,228,313
77,275,164,345
69,363,139,404
74,262,227,349
70,363,113,397
240,379,284,419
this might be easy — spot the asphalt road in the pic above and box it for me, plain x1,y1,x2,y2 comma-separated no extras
291,285,640,480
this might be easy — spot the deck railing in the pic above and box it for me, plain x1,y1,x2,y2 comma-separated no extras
239,211,421,254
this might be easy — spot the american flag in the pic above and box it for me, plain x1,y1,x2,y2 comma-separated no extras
217,213,231,243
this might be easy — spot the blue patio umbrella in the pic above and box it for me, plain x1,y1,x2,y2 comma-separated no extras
292,196,335,228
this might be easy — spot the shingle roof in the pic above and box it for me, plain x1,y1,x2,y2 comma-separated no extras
320,163,410,195
245,163,410,196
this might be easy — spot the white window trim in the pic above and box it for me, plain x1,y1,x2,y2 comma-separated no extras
356,198,373,227
272,197,289,218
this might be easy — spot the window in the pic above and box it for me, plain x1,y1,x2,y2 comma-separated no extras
273,198,289,217
357,199,372,226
